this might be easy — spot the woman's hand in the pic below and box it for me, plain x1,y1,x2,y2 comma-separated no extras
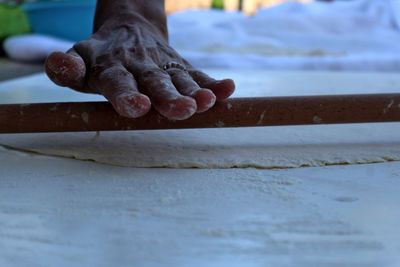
45,1,235,120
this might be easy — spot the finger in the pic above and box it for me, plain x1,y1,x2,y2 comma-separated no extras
45,48,87,91
167,69,216,113
189,70,235,101
92,65,151,118
134,66,197,120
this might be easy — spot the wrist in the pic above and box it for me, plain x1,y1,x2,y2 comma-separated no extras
93,0,167,38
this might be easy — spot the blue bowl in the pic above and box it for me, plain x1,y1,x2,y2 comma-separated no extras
22,0,96,42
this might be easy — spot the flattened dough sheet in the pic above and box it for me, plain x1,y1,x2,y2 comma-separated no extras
1,123,400,168
1,71,400,168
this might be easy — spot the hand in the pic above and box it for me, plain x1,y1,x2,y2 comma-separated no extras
45,13,235,120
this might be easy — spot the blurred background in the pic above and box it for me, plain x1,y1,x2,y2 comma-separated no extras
1,0,400,81
165,0,314,14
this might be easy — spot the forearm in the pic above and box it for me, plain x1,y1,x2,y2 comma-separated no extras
94,0,167,38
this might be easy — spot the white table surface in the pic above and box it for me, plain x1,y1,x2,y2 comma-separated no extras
1,70,400,267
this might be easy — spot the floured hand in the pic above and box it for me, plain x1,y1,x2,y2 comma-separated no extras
45,0,235,120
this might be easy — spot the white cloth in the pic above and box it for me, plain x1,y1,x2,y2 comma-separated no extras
169,0,400,71
3,34,73,62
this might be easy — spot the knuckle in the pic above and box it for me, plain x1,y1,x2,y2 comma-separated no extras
190,70,215,82
73,40,90,53
90,64,107,78
140,67,168,80
165,68,182,77
188,70,203,80
91,64,131,82
94,52,116,66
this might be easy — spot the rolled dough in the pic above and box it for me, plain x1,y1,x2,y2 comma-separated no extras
1,122,400,168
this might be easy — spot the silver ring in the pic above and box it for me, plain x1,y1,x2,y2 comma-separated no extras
162,62,187,72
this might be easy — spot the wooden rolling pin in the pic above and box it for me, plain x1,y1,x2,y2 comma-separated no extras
1,93,400,133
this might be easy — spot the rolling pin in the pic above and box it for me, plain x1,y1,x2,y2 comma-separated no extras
1,93,400,133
